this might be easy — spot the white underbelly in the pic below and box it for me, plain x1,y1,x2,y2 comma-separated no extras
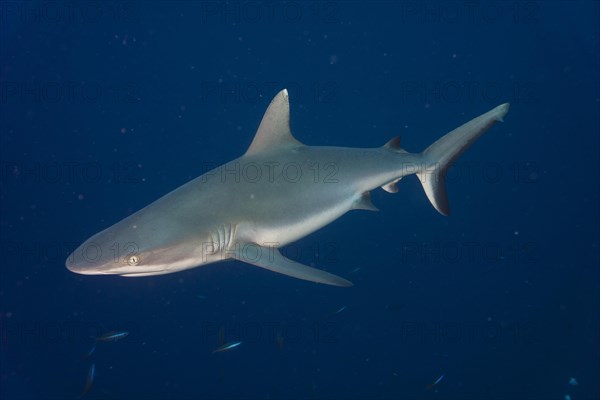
237,196,356,248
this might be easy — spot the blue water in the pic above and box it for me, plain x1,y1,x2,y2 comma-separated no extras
1,2,598,399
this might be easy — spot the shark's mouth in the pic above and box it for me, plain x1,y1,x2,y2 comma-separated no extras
119,270,171,277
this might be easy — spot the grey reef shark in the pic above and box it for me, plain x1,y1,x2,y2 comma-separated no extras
67,89,509,287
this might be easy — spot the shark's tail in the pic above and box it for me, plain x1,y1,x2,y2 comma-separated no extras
416,103,510,216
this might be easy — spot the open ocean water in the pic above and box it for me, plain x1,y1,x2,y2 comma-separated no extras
1,1,598,399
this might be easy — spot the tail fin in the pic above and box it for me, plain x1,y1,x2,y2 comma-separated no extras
417,103,510,216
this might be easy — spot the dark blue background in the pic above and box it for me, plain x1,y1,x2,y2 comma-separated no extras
1,1,598,399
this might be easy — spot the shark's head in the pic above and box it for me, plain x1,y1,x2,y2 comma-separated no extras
66,217,217,277
66,229,149,276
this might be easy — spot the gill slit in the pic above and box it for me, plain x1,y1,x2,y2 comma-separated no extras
210,223,237,254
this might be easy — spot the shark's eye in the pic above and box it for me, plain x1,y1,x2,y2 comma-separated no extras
127,255,140,266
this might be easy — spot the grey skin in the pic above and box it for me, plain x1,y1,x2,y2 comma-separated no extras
66,89,509,286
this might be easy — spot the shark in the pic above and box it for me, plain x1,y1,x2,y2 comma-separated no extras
66,89,509,286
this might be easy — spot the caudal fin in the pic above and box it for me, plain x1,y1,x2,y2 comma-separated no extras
417,103,510,216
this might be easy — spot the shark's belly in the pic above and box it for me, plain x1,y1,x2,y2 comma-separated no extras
232,179,359,247
241,199,355,247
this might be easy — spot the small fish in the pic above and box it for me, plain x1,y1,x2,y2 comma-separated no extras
87,331,129,356
325,305,348,318
426,373,444,390
86,343,97,357
212,341,242,354
350,267,361,273
568,377,578,386
334,305,348,314
81,363,95,397
96,331,129,342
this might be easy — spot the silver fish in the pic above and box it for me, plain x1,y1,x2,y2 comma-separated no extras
212,341,242,354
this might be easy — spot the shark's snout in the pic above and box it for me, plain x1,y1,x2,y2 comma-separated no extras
66,248,97,275
66,240,118,275
65,250,81,273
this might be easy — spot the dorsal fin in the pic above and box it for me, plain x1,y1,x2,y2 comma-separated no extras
383,136,408,155
384,136,402,150
245,89,303,156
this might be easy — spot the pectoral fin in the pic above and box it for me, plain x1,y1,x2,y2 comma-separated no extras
231,244,353,287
